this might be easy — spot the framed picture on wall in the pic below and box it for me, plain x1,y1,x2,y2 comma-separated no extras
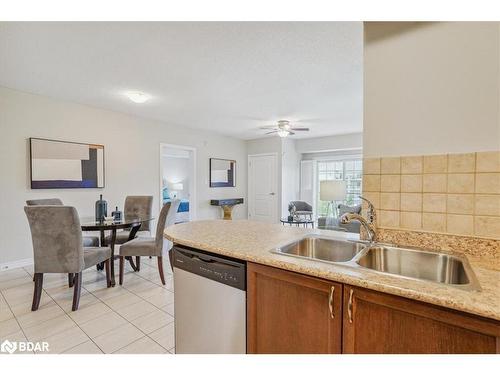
29,137,105,189
209,158,236,187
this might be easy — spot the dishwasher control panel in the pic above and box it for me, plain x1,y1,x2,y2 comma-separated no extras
172,245,246,290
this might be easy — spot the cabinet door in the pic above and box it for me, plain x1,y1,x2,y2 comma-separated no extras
247,262,342,354
343,286,500,354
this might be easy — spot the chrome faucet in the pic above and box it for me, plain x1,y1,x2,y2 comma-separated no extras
340,196,377,243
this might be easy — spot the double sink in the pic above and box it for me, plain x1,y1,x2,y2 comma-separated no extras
272,235,479,290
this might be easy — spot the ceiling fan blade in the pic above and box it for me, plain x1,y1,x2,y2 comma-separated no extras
290,127,310,131
259,125,278,129
288,131,296,135
265,130,278,135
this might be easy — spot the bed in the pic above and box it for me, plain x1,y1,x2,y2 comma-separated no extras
163,188,190,223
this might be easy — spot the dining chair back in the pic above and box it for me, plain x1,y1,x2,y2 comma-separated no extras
26,198,63,206
26,198,99,247
24,205,111,311
24,205,85,274
124,195,154,232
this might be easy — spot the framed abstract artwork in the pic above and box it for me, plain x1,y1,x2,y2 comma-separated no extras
29,138,105,189
209,158,236,187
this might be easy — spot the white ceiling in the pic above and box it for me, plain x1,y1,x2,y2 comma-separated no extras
0,22,363,140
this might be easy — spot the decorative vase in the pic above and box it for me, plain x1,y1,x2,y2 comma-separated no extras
111,206,122,222
95,194,107,222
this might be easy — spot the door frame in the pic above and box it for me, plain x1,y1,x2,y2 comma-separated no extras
247,152,279,222
159,143,197,220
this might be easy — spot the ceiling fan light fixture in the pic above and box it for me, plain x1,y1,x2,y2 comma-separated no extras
277,129,289,138
125,91,150,104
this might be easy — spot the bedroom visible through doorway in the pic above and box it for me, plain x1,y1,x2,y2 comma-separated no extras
160,143,196,223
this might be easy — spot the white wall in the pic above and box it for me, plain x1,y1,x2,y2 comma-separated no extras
364,22,500,157
0,87,247,265
281,138,300,217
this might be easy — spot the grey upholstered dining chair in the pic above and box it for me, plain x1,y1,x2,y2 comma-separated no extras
118,199,180,285
104,195,153,246
24,205,112,311
26,198,100,248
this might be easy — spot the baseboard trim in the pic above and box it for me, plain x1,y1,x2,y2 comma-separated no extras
0,258,33,271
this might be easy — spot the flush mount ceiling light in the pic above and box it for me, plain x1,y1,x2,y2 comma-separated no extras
125,91,150,104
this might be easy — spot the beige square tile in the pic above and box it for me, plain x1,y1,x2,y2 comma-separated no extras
474,195,500,216
131,309,174,334
423,174,447,193
381,157,401,174
475,173,500,194
476,151,500,173
422,213,446,232
447,194,474,215
446,214,473,236
0,317,21,337
363,175,381,192
447,174,475,194
78,311,128,338
114,336,168,354
360,192,380,210
42,326,89,354
378,210,400,228
67,301,112,325
401,156,423,174
400,212,422,230
162,303,174,317
103,291,142,310
422,193,447,213
114,300,158,321
0,275,32,291
62,340,103,354
448,153,475,173
363,158,381,174
93,323,144,353
149,322,175,351
400,193,422,212
0,298,14,323
16,302,65,329
380,175,400,192
23,314,76,341
401,174,422,193
380,192,400,210
474,216,500,239
423,155,448,173
136,287,174,308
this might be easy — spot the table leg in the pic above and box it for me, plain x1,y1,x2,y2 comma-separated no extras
109,228,117,287
96,229,106,271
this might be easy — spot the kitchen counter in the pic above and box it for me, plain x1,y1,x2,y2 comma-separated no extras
164,220,500,321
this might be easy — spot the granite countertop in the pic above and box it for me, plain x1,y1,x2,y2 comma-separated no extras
164,220,500,321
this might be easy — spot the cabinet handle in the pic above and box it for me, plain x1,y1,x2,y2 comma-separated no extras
348,288,354,323
328,285,335,319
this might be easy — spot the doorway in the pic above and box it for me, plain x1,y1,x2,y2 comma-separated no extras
248,153,278,222
159,143,196,223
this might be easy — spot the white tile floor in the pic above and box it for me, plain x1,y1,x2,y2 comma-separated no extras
0,257,175,354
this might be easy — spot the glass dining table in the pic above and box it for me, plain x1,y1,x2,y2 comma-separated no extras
80,216,154,286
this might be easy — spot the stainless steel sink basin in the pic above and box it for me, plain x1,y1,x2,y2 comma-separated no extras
274,236,366,263
356,246,478,287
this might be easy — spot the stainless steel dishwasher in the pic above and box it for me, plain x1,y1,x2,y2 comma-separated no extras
172,245,246,354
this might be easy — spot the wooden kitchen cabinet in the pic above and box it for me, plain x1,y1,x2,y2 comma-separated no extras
247,262,343,354
342,285,500,354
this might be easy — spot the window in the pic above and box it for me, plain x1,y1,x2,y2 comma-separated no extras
317,159,362,216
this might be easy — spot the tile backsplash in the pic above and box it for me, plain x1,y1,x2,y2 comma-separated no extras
363,151,500,240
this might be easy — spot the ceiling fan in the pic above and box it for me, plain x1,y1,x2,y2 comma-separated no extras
259,120,310,137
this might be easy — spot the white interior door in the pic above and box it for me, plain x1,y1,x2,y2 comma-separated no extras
248,154,278,222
